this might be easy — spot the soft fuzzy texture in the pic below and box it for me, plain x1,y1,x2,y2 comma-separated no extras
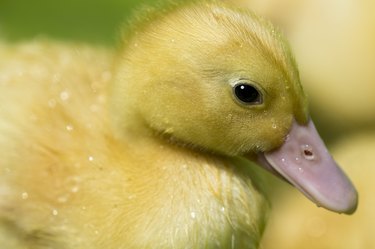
0,1,309,248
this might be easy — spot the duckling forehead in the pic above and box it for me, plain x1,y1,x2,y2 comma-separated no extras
166,5,301,78
124,1,309,123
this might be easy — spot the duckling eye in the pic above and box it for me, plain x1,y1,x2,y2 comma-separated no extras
233,83,262,105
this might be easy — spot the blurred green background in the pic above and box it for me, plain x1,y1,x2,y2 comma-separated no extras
0,0,162,45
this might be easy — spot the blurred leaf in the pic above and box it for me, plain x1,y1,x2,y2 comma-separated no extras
0,0,162,45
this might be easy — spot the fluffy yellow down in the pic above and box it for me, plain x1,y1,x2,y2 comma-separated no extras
0,1,308,248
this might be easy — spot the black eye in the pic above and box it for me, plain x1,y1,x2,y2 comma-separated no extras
233,83,262,104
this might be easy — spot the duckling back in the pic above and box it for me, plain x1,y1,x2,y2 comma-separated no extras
0,40,117,248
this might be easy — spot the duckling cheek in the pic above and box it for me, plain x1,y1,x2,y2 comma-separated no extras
253,115,293,152
262,119,358,214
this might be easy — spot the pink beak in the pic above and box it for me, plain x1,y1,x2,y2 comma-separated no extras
256,119,358,214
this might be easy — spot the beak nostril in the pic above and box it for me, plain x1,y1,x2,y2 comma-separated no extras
301,145,315,161
304,149,313,156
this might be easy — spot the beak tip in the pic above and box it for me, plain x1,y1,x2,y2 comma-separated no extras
343,190,359,215
315,178,358,215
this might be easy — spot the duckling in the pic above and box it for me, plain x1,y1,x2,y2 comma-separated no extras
261,132,375,249
0,1,357,248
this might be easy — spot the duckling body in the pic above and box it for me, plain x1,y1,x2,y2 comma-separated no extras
0,41,266,249
0,1,357,248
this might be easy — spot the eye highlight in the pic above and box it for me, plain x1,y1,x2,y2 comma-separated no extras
233,83,263,105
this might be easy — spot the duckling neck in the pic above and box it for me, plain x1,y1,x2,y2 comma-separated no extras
108,103,268,246
111,127,268,248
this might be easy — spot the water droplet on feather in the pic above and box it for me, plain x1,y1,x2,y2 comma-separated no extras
66,124,74,131
60,91,70,101
190,211,196,219
21,192,29,200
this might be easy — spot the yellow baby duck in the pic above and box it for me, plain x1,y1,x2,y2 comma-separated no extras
0,1,357,248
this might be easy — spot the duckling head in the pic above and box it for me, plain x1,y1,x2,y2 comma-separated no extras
111,1,357,214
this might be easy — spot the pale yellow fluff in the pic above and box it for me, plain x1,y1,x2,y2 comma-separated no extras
0,40,267,248
0,1,307,248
